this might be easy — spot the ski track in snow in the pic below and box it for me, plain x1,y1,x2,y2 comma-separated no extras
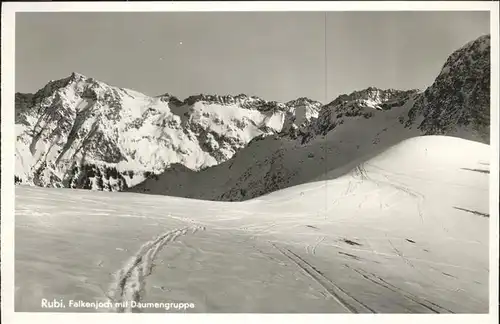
356,162,427,224
107,225,206,313
310,236,326,255
344,265,454,314
271,243,376,313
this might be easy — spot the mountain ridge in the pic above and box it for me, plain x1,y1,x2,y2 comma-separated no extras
15,34,490,198
128,34,491,201
18,71,325,108
14,73,324,191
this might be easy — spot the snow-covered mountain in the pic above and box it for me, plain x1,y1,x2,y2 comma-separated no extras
14,74,322,191
130,34,491,201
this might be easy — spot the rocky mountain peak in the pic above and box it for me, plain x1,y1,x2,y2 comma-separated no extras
405,34,490,143
328,87,420,110
69,71,88,82
286,97,322,108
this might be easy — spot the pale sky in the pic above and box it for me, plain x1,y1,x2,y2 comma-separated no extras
16,11,489,103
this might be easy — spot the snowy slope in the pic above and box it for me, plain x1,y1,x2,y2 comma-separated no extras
15,74,321,191
131,34,491,201
15,136,490,313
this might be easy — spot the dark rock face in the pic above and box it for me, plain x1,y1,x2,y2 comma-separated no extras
406,35,490,143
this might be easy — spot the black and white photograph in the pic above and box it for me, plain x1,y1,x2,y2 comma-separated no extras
1,1,499,321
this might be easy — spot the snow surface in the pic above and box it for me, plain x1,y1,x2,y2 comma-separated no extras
15,136,489,313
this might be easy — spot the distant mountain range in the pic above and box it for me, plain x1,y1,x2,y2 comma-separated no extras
15,74,322,191
15,34,490,199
